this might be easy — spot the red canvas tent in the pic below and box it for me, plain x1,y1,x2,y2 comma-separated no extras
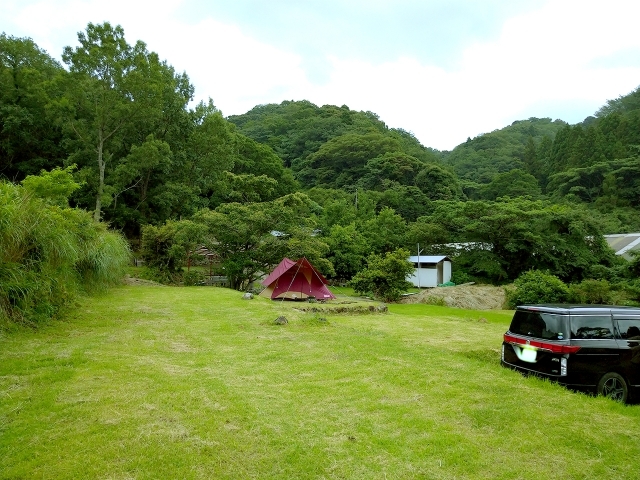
260,257,336,300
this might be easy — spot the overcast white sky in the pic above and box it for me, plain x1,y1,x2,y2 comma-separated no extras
2,0,640,150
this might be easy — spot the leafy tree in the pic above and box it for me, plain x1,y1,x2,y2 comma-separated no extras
443,117,566,184
59,22,193,222
140,219,207,283
324,223,369,280
361,207,407,254
294,132,401,189
412,199,615,283
193,193,328,290
376,185,431,222
348,248,414,302
21,165,82,207
568,279,613,304
228,100,391,169
414,163,463,200
360,152,423,190
596,84,640,117
479,169,542,200
0,34,66,180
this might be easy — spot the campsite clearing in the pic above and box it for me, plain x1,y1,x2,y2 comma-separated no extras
2,285,640,479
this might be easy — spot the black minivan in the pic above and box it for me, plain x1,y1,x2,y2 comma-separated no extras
501,305,640,403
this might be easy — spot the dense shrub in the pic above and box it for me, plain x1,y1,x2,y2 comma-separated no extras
568,279,613,304
450,270,473,285
348,248,414,302
140,220,207,281
506,270,569,308
182,270,205,286
0,173,130,329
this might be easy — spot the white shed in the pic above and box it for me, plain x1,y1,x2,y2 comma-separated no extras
407,255,452,288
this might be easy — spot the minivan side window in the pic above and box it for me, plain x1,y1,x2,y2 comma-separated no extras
571,315,614,339
616,319,640,339
510,311,567,340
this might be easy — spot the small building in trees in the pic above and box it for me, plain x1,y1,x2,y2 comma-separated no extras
407,255,452,288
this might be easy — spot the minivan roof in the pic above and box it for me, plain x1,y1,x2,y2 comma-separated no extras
516,304,640,314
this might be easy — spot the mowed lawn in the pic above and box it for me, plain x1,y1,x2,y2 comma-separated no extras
2,286,640,479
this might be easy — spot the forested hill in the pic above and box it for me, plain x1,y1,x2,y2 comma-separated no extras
441,86,640,205
442,117,567,185
229,87,640,222
2,23,640,235
227,101,458,195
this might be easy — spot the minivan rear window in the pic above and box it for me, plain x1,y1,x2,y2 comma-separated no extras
510,310,568,340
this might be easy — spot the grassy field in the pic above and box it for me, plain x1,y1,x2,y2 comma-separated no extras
2,285,640,479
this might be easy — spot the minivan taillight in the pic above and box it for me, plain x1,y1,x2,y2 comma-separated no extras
504,333,581,354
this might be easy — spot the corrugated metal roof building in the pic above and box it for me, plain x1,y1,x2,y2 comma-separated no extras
604,234,640,260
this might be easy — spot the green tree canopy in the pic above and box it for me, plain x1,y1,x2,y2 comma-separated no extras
0,34,66,180
193,193,329,290
412,199,615,282
348,248,414,302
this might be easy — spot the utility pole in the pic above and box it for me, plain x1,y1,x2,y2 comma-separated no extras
417,243,424,289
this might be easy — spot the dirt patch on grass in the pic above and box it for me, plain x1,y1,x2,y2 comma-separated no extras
294,303,389,314
401,284,507,310
123,275,166,287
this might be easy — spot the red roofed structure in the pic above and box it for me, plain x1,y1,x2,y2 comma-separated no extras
260,257,336,300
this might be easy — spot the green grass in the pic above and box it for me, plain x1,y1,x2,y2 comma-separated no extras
2,285,640,479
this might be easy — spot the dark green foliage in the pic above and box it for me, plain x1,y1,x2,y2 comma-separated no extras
376,185,432,222
192,193,331,290
228,100,391,168
506,270,569,308
182,270,205,286
348,248,414,302
596,85,640,117
414,163,463,200
294,132,402,189
443,117,567,184
450,270,473,285
567,279,613,305
325,223,369,280
140,220,206,281
412,198,615,283
229,100,453,197
479,169,541,201
0,34,66,180
361,207,407,255
547,156,640,210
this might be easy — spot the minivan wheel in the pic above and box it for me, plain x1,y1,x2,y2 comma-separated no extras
597,372,628,403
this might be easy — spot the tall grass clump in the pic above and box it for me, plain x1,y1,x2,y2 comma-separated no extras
0,169,130,329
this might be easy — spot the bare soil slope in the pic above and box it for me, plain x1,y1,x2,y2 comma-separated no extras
401,284,507,310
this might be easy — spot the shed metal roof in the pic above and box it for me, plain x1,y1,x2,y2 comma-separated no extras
409,255,451,263
604,233,640,259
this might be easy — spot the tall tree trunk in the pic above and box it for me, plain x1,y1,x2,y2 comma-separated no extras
94,133,105,222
